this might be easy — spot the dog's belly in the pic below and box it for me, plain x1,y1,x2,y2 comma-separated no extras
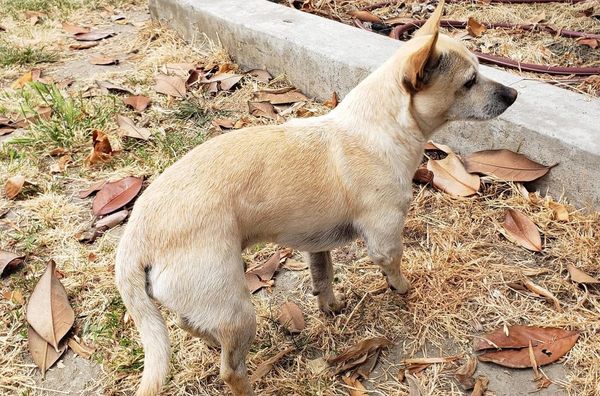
275,222,358,252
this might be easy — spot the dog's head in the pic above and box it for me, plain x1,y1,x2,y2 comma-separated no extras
398,0,517,130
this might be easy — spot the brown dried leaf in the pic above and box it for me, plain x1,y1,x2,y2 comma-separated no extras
403,356,460,365
503,209,542,252
548,201,569,221
323,92,339,108
116,114,151,140
85,130,112,165
95,209,129,229
244,273,273,293
455,357,477,390
28,326,67,376
246,251,281,281
92,176,143,216
327,337,392,375
278,301,305,333
74,31,115,41
250,347,294,383
13,106,52,128
282,259,308,271
69,42,99,50
154,75,186,97
5,175,25,199
3,289,25,304
12,71,33,89
95,80,134,95
576,37,599,49
424,141,453,153
212,118,235,129
0,251,25,276
89,54,119,65
463,149,552,182
67,338,95,359
253,89,308,104
349,10,382,23
341,375,368,396
248,101,280,120
476,325,579,368
467,17,486,37
523,279,561,311
26,260,75,351
247,69,272,83
470,376,488,396
413,165,433,184
50,154,72,173
62,22,90,34
122,95,151,112
427,154,480,196
567,264,600,284
78,180,106,199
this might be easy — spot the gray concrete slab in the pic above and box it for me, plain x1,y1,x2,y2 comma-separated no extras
149,0,600,209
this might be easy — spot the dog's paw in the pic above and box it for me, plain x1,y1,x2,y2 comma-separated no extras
385,273,411,295
318,293,346,315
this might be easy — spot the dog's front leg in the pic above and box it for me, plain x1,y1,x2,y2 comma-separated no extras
308,252,345,314
358,211,411,294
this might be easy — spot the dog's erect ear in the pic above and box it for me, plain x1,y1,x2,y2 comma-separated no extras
402,31,439,92
414,0,444,37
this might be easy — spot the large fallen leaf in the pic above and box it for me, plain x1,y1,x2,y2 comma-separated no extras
567,264,600,284
0,251,25,276
5,175,25,199
475,325,579,368
250,346,294,383
92,176,143,216
28,326,67,376
327,337,392,375
523,279,561,311
349,10,382,23
247,251,282,281
123,95,151,111
503,209,542,252
341,375,368,396
463,149,552,182
467,17,486,37
245,273,273,293
116,115,151,140
253,89,308,104
278,301,305,333
247,69,272,83
73,31,115,41
248,101,279,120
26,261,74,351
427,153,480,196
154,75,186,97
85,130,112,165
95,80,134,95
203,73,243,91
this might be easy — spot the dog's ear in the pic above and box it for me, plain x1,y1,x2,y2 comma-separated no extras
402,32,440,92
414,0,444,37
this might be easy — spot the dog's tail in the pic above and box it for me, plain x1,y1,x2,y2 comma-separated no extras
115,238,169,396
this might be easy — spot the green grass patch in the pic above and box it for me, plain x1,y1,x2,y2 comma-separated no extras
0,44,59,67
0,0,79,17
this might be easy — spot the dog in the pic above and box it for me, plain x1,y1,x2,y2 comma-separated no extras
115,1,517,394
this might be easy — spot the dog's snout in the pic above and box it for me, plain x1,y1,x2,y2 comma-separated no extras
498,86,518,107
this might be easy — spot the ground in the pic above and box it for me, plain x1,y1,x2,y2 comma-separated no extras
1,1,599,396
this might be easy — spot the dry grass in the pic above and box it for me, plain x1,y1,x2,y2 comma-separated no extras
1,1,600,396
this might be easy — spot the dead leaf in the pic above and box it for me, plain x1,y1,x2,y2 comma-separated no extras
282,259,308,271
250,347,294,383
523,279,561,311
253,89,308,104
403,356,460,365
78,180,106,199
26,260,75,351
204,73,243,91
503,209,542,252
406,373,424,396
89,54,119,65
13,106,52,128
49,147,68,157
85,130,113,165
455,356,477,390
476,325,579,368
467,17,486,37
5,175,25,199
463,149,552,182
244,273,273,293
28,326,67,376
69,42,99,50
576,37,599,49
24,11,45,25
349,10,382,23
246,251,282,282
62,22,90,34
424,141,453,153
11,71,33,89
154,74,186,97
212,118,235,129
324,92,339,108
567,264,600,284
247,69,272,83
50,154,72,173
0,251,25,276
116,115,151,140
527,12,546,24
327,337,392,375
341,374,368,396
427,153,480,196
278,301,305,333
413,165,433,184
248,101,280,120
73,31,115,41
95,80,134,95
95,209,129,229
3,289,25,304
67,338,95,359
470,376,488,396
92,176,143,216
548,201,569,221
122,95,151,112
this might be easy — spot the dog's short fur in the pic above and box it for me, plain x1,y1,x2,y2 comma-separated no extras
115,2,517,395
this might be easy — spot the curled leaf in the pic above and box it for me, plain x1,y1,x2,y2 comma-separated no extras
117,114,151,140
523,279,561,311
85,130,112,165
5,175,25,199
0,251,25,276
427,153,480,196
250,346,294,383
349,10,382,23
467,17,486,37
503,209,542,252
122,95,151,112
92,176,143,216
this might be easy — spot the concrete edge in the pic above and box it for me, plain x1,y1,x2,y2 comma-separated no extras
149,0,600,209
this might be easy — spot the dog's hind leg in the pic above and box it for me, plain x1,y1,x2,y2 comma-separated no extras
308,252,344,314
177,315,219,348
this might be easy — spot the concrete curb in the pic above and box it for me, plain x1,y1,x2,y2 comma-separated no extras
150,0,600,209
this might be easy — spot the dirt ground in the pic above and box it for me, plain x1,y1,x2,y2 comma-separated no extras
1,1,599,396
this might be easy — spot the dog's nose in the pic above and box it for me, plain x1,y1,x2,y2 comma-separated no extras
499,86,518,107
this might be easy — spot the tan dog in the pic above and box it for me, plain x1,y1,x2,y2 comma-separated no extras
116,2,517,395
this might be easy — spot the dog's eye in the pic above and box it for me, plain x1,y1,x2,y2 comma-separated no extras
464,75,477,89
